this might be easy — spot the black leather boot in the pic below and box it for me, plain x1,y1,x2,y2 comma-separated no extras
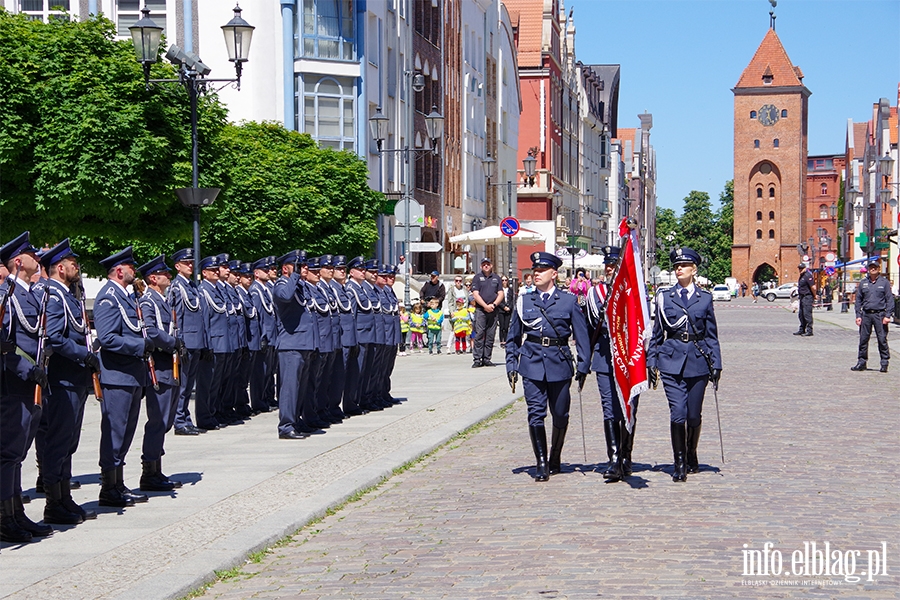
14,495,53,536
671,422,687,482
621,418,636,476
0,497,33,543
548,424,568,475
61,479,96,520
528,425,550,482
43,481,83,525
603,420,625,481
850,360,867,371
98,468,133,508
140,461,175,492
158,458,182,489
686,422,702,474
117,466,148,503
599,419,615,475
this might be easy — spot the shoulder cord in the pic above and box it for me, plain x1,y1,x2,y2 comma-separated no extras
172,281,200,312
307,284,331,315
201,284,227,314
8,293,40,334
656,292,687,331
674,300,715,372
251,283,275,314
223,286,238,316
348,281,372,311
331,282,353,312
141,291,175,336
584,283,607,328
515,294,543,330
48,286,86,333
110,291,142,334
318,282,339,311
363,281,382,310
238,287,257,318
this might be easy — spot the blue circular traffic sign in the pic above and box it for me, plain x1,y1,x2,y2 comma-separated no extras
500,216,520,237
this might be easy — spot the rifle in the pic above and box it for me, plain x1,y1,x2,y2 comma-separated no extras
133,279,160,391
77,282,103,401
171,307,181,384
33,284,50,406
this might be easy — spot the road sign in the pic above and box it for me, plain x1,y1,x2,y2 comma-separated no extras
825,252,835,262
499,216,520,237
408,242,442,253
394,225,421,241
802,255,809,262
393,199,424,226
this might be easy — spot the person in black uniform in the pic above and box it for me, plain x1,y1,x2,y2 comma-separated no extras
851,260,892,373
472,257,505,368
505,252,590,482
795,263,816,336
647,247,722,482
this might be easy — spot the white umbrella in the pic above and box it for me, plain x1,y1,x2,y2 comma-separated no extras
449,225,545,246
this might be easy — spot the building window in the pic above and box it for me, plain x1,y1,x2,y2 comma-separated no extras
301,0,355,61
820,183,827,196
769,211,775,220
756,230,762,240
769,186,775,198
773,139,779,148
21,0,72,22
819,204,828,219
768,229,775,239
781,109,788,118
756,211,762,221
754,139,760,149
300,75,355,151
756,187,763,199
750,111,757,119
117,0,165,36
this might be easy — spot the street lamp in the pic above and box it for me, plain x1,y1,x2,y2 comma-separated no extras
130,4,254,282
482,153,517,287
369,84,443,309
522,151,537,187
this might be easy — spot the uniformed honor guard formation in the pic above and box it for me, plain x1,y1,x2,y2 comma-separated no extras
850,260,892,373
1,231,404,542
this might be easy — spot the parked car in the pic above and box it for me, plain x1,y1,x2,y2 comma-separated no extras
764,283,798,302
711,285,731,302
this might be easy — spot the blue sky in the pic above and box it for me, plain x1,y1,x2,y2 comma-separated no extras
570,0,900,213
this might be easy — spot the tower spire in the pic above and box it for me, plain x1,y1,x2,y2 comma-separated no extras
769,0,777,29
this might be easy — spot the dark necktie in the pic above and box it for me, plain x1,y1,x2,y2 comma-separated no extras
541,293,549,303
680,287,688,304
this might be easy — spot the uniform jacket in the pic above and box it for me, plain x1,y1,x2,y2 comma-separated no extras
45,278,92,388
306,280,333,353
347,279,376,345
646,285,722,378
505,288,590,383
272,272,319,351
329,279,357,347
168,274,206,350
250,280,277,346
855,275,893,320
583,282,614,374
221,282,245,349
386,287,402,345
378,285,397,344
364,280,386,345
139,288,177,386
318,281,342,350
199,279,233,354
237,285,261,351
93,280,148,387
2,275,43,394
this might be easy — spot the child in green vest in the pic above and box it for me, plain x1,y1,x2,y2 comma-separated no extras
409,302,426,352
451,297,471,354
426,298,444,354
399,305,409,356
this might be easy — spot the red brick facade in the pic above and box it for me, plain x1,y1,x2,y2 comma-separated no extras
732,28,810,285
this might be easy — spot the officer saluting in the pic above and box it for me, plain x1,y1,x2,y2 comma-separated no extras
505,252,590,482
851,260,892,373
93,247,149,506
646,247,722,482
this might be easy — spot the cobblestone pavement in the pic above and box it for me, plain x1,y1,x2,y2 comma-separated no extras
204,298,899,599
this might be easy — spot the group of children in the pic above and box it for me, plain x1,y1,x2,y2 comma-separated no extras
399,297,476,355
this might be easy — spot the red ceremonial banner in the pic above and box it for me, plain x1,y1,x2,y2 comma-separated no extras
605,219,650,431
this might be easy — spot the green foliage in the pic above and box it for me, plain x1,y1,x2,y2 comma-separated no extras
200,122,382,261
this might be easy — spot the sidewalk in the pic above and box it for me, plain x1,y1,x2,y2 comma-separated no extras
1,350,517,600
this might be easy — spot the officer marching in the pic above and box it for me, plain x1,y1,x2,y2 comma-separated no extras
505,252,590,482
646,247,722,482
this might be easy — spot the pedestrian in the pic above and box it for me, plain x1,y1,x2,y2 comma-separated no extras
497,276,513,347
420,270,446,306
398,305,409,356
850,260,892,373
740,281,747,298
505,252,590,481
794,263,816,336
93,247,150,506
584,247,639,482
646,247,722,483
409,302,426,352
518,272,535,295
425,298,443,354
751,281,759,303
471,257,505,368
569,269,589,306
450,297,470,354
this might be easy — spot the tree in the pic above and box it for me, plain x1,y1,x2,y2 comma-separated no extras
654,206,679,272
200,122,383,260
706,180,734,283
0,10,224,262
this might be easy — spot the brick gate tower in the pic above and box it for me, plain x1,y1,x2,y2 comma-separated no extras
732,25,811,286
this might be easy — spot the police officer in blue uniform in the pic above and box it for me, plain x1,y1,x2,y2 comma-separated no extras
93,247,150,506
317,255,346,422
232,261,256,418
584,246,640,482
1,232,53,541
249,257,277,413
851,260,892,373
344,257,373,416
195,255,231,431
272,250,319,439
264,257,280,409
506,252,590,481
362,259,389,411
381,266,402,405
216,256,244,426
646,247,722,482
39,240,99,524
136,255,184,492
167,248,206,436
329,256,360,417
303,257,334,429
